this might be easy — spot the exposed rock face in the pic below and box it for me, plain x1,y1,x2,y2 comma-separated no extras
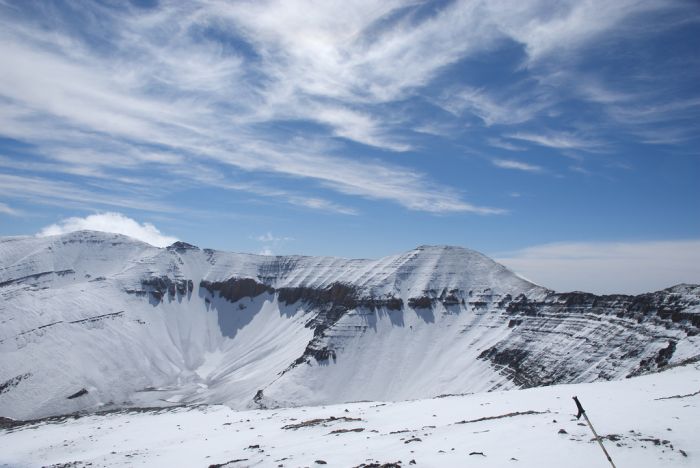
201,275,699,397
201,279,404,365
407,288,464,309
201,278,273,303
66,388,88,399
139,276,194,302
0,373,31,395
167,241,200,253
0,230,698,419
475,286,700,388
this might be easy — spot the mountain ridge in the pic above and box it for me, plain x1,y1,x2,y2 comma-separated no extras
1,230,698,420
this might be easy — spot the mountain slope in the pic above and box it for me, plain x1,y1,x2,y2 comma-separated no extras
2,362,699,467
0,231,698,420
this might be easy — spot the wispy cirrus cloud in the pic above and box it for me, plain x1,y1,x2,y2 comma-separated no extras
572,78,700,146
492,159,543,173
0,173,175,213
506,132,604,152
311,106,411,152
487,138,525,152
0,1,508,215
437,85,554,126
0,202,19,216
0,0,696,222
486,0,668,65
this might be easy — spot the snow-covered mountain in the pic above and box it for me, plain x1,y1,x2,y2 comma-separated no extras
1,230,699,420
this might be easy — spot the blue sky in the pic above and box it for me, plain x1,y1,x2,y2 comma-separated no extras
0,0,699,293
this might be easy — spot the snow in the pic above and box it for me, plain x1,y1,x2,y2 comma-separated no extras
1,362,698,467
261,300,516,407
1,230,698,427
0,232,546,420
1,230,699,468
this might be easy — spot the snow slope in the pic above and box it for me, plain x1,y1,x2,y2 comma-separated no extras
2,362,698,467
1,231,699,420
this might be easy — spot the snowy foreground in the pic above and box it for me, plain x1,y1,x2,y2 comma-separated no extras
2,364,698,468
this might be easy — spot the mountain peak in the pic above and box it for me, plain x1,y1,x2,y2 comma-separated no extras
411,244,493,262
167,241,199,252
43,229,151,245
414,244,481,253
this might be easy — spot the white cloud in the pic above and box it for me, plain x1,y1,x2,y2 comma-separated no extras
218,0,502,104
496,240,700,295
486,0,666,64
0,173,173,213
254,231,293,256
0,0,693,217
290,197,360,216
162,165,359,216
0,201,19,216
37,212,177,247
574,80,700,145
487,138,525,151
412,122,460,137
0,10,495,215
492,159,543,173
311,106,411,152
438,86,552,126
256,232,293,243
506,131,603,151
